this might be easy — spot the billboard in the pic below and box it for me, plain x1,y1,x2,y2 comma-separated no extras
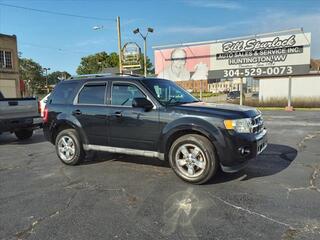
154,31,311,81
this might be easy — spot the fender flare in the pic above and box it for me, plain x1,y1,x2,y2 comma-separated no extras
50,113,88,145
158,117,225,157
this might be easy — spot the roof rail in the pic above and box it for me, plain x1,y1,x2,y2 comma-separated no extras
68,73,144,80
115,73,144,78
68,73,113,79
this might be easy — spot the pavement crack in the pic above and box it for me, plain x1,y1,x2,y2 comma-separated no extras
13,192,77,240
298,131,320,152
282,164,320,199
309,165,320,192
207,192,293,228
207,192,320,239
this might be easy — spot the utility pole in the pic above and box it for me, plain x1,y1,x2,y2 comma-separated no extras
143,37,147,77
285,76,294,111
240,76,243,105
43,67,50,93
117,16,122,74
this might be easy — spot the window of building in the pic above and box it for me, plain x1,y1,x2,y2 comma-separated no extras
78,83,106,105
111,83,145,106
0,50,13,69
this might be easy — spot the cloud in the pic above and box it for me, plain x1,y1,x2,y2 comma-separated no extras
184,0,242,10
75,38,108,47
154,8,320,59
121,18,143,26
243,10,320,58
163,25,226,35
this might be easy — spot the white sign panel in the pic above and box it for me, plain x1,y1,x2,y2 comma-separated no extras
210,32,311,78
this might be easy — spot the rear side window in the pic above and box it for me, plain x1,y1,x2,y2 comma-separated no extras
51,82,79,104
78,83,106,104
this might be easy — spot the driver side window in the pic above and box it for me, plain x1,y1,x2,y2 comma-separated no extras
111,83,145,106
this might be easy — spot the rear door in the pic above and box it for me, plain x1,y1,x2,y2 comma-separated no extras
72,81,108,146
107,81,159,151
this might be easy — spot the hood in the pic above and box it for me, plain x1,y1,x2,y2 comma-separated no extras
171,102,260,119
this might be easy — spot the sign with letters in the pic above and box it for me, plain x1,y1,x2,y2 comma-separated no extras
122,42,142,70
154,31,311,80
211,33,311,78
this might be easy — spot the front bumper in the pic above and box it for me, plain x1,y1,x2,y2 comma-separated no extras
218,129,268,173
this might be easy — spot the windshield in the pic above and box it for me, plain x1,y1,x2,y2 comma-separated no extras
141,78,199,106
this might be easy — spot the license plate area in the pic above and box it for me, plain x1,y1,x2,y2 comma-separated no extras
257,135,267,154
33,117,43,124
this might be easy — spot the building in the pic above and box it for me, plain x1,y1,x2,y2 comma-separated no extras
257,60,320,101
175,80,208,92
208,80,239,93
0,33,20,97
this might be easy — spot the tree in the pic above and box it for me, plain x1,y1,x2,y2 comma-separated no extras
47,71,71,85
19,58,44,95
76,51,118,74
76,51,154,75
135,53,154,75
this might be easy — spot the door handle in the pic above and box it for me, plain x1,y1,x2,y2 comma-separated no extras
72,109,82,115
111,111,122,117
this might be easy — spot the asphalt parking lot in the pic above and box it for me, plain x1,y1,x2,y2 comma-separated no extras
1,110,320,240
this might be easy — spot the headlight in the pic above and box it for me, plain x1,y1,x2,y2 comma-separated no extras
224,118,252,133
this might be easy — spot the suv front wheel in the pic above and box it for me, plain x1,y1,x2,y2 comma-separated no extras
169,134,218,184
55,129,84,165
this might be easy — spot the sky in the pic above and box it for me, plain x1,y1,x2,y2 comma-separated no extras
0,0,319,75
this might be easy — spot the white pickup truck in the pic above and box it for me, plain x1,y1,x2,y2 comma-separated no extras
0,91,42,140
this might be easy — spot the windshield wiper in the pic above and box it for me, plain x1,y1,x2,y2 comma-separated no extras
165,97,178,106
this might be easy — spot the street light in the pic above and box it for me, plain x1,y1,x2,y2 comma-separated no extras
43,67,50,93
92,16,123,74
133,27,154,77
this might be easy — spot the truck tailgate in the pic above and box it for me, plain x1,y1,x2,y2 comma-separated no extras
0,98,39,120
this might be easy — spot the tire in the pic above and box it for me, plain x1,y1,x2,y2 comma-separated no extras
14,129,33,140
55,129,84,165
168,134,218,184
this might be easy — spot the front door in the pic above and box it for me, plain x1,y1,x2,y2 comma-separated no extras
108,81,159,151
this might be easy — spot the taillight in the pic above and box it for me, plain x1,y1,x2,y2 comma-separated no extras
43,107,49,123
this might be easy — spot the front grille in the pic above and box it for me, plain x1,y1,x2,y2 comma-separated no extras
251,115,264,134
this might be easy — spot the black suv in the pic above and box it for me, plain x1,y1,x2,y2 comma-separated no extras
43,75,267,184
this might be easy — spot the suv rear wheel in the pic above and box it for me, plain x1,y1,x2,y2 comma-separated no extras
55,129,84,165
169,134,218,184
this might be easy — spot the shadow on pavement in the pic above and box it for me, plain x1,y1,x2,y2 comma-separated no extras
82,151,170,168
0,131,46,145
82,143,297,184
209,143,297,184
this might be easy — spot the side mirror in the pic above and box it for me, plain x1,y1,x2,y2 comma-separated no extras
132,98,153,111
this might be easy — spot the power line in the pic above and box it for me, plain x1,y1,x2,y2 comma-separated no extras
20,42,96,55
0,2,115,21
